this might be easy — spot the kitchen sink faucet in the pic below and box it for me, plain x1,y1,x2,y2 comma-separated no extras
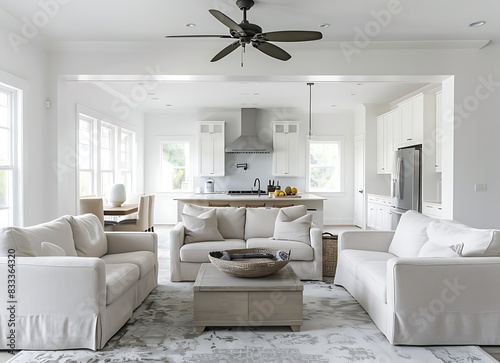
253,178,261,197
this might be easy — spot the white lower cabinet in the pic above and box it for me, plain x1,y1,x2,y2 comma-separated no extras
366,195,392,230
422,202,443,219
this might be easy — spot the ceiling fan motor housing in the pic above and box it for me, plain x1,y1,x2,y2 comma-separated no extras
236,0,254,10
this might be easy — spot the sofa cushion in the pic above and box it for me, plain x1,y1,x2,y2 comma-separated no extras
0,217,77,257
101,251,156,278
356,261,388,303
244,208,280,239
105,263,140,305
180,239,246,262
418,219,500,257
338,249,395,279
67,214,108,257
388,210,434,257
272,209,312,245
182,209,224,243
183,204,246,239
41,242,66,256
246,238,314,261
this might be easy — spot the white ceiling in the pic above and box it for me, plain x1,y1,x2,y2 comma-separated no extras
1,0,496,111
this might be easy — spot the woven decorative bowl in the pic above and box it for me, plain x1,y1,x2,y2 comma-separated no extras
208,248,290,278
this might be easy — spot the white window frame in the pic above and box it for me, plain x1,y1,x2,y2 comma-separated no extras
159,136,194,193
306,135,345,194
77,106,137,199
0,75,23,227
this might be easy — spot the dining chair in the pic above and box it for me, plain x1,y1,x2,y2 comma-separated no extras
79,197,117,230
112,195,149,232
147,194,155,232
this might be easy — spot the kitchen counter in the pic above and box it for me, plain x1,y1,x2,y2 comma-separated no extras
174,193,325,229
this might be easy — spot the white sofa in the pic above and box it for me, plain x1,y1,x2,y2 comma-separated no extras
0,213,158,350
170,204,322,281
334,210,500,345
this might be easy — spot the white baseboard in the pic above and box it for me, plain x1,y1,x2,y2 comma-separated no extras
323,218,354,226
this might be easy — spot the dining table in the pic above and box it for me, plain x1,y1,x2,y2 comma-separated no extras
103,204,138,216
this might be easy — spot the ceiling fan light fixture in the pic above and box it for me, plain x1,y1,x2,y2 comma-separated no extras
469,20,486,27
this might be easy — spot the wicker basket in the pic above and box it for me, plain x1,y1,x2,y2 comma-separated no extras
209,248,289,278
322,233,338,277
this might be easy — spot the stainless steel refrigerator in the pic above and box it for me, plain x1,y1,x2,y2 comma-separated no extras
390,146,421,229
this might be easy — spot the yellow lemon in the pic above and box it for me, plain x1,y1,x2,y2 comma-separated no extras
291,187,298,195
274,190,281,197
279,191,286,197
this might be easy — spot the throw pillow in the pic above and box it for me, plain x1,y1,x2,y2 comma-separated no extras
66,214,108,257
272,208,313,245
182,209,224,243
244,208,280,239
41,242,67,256
418,219,498,257
0,217,77,257
388,210,434,257
183,204,246,240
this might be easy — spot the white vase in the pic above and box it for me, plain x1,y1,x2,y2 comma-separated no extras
108,184,126,207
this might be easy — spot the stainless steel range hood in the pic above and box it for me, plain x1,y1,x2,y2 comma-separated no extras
225,108,273,154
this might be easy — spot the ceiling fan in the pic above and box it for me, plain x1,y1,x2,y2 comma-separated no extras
166,0,322,64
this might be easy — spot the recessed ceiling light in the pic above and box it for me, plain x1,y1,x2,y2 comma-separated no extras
165,104,172,107
469,20,486,27
151,97,159,100
319,23,330,28
186,23,196,28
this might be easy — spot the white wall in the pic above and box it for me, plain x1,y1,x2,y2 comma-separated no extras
0,23,49,226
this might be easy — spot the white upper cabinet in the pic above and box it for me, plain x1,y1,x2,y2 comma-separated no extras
377,109,396,174
395,93,434,148
272,121,300,176
435,91,443,172
198,121,225,176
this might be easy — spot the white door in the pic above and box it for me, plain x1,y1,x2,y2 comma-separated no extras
354,135,365,228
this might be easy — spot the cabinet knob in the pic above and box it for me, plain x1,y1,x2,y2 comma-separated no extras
406,138,412,141
358,190,364,193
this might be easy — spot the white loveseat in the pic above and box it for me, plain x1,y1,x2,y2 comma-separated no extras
0,213,158,350
170,204,322,281
334,210,500,345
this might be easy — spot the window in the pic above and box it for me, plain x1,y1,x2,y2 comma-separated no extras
78,111,136,198
161,141,191,191
0,84,20,227
308,137,343,193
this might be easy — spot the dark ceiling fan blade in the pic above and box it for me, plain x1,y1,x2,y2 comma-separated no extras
260,31,323,42
209,9,246,35
166,35,233,39
211,41,241,62
253,41,291,61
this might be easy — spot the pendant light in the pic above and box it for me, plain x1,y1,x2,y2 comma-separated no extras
307,82,314,139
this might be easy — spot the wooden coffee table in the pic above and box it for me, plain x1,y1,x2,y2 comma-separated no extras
193,263,303,332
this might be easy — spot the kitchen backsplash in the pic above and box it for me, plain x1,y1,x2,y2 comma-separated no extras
193,153,306,192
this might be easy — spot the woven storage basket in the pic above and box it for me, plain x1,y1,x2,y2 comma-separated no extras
322,233,338,277
209,248,289,278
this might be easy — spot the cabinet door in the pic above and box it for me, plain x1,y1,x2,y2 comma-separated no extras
399,101,413,144
367,202,376,229
376,112,394,174
199,122,225,177
272,122,299,176
377,116,385,173
411,95,424,143
435,92,442,172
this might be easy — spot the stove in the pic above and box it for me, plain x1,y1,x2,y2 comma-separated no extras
227,190,266,195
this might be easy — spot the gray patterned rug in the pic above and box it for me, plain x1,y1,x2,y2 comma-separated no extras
6,233,497,363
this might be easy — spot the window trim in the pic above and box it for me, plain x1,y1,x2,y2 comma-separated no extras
0,77,23,227
306,135,345,194
158,136,194,193
76,105,137,199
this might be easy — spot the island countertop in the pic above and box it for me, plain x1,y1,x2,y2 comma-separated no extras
174,193,326,202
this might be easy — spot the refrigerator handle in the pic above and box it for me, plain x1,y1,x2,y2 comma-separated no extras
396,157,403,199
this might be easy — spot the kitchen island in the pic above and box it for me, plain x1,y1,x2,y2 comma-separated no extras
174,193,326,229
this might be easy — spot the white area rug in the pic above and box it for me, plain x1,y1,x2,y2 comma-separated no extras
7,230,497,363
